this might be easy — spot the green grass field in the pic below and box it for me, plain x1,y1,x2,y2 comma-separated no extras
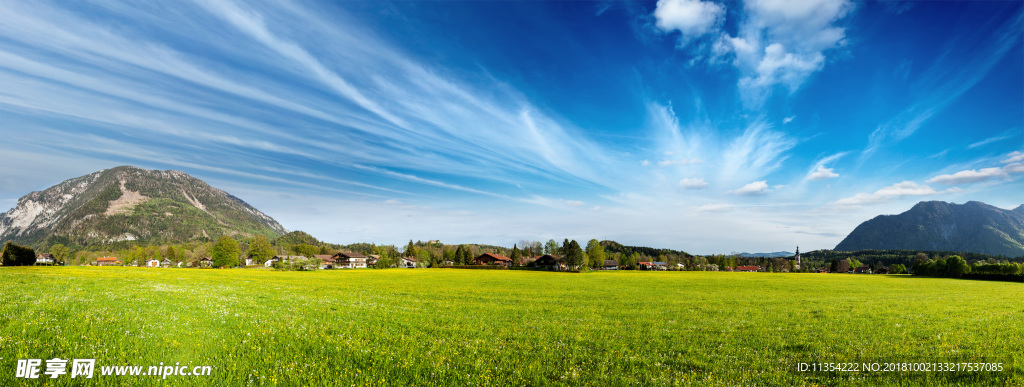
1,267,1021,386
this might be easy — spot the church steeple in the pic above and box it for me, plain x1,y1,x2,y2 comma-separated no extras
795,246,801,270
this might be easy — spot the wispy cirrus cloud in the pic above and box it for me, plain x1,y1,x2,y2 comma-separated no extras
863,13,1022,158
0,0,620,205
967,128,1019,149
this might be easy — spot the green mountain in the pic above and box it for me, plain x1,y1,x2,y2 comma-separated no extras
835,201,1024,257
0,166,287,249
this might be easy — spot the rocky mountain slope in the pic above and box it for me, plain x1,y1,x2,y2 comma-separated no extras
835,201,1024,257
0,166,287,248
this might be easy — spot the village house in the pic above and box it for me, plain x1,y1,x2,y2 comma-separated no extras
35,253,56,266
367,255,380,267
199,257,212,267
638,262,667,271
332,252,368,269
265,255,305,267
314,254,334,269
854,266,872,274
602,260,619,270
400,256,418,268
473,253,512,266
146,258,160,268
161,258,172,268
95,256,121,266
532,255,564,270
734,265,760,272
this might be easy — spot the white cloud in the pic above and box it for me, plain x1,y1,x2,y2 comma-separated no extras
927,167,1007,185
927,152,1024,185
807,165,839,181
730,180,770,195
783,116,795,124
713,0,854,103
678,177,709,189
653,0,726,44
565,200,585,206
641,160,651,166
696,203,733,212
832,181,957,206
1002,151,1024,164
658,158,702,166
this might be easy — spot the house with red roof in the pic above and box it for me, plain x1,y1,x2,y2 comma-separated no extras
95,256,121,266
474,253,512,266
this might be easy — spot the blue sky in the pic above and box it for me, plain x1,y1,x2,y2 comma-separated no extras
0,0,1021,254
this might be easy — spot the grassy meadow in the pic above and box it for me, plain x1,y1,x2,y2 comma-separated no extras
1,267,1021,386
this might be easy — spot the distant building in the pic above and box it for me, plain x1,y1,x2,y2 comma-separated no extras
794,246,801,270
473,253,512,266
96,257,121,266
602,260,619,270
35,253,55,266
333,252,368,269
146,259,160,268
532,255,564,270
314,255,334,269
161,259,172,268
734,265,760,272
854,266,872,274
266,255,306,267
400,256,418,268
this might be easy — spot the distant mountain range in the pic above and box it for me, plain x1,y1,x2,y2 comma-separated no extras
835,201,1024,257
0,166,287,249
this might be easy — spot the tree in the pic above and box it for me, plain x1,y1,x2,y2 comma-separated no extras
404,240,417,257
510,244,521,267
945,255,971,278
212,236,240,268
561,238,570,256
128,246,147,266
836,259,851,273
849,258,863,270
460,245,473,265
585,239,605,268
564,240,585,270
292,243,318,258
442,248,456,265
621,252,641,270
247,235,274,265
2,242,36,266
544,239,559,255
165,245,177,264
829,259,839,273
50,244,68,265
